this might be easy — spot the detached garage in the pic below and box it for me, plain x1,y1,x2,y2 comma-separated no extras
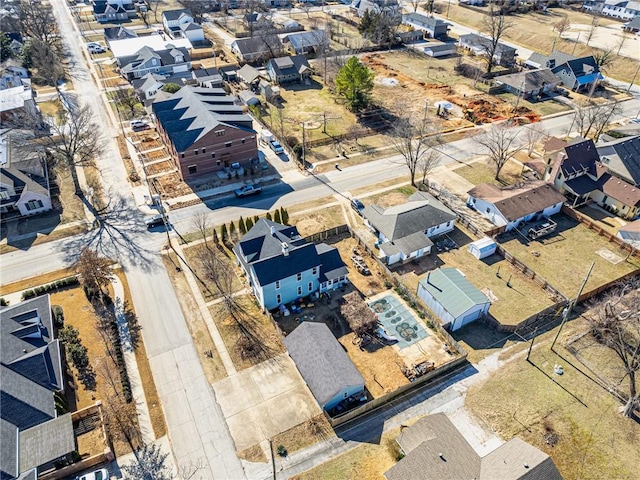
417,268,490,331
284,322,365,412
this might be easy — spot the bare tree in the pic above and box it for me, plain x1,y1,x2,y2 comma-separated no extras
585,17,599,47
32,104,104,195
588,280,640,418
616,32,630,55
390,110,442,187
480,5,513,74
524,122,547,157
553,15,571,39
417,149,441,189
408,0,421,12
572,100,621,140
148,0,162,23
25,39,66,87
113,87,143,120
593,46,616,74
474,123,523,181
123,443,172,480
192,212,212,251
75,248,114,301
19,0,60,50
180,0,208,23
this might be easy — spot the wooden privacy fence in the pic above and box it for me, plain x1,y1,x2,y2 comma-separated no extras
562,205,640,259
327,355,468,427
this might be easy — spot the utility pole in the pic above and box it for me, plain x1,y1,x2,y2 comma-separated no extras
572,32,580,56
551,261,595,351
627,61,640,94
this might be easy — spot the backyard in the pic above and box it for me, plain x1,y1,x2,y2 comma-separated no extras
466,318,640,480
454,157,525,186
498,212,640,298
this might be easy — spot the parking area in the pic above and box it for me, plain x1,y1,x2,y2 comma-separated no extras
213,354,321,451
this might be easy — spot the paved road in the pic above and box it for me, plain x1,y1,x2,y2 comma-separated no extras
38,1,247,478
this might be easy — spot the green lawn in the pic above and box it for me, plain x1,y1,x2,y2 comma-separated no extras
499,213,640,298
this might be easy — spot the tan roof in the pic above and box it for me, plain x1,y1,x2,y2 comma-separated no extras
468,181,566,221
543,136,568,153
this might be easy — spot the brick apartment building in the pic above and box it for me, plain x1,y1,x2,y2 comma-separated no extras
152,86,258,181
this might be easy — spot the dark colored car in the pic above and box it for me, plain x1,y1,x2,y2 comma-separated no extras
350,198,364,214
145,214,165,229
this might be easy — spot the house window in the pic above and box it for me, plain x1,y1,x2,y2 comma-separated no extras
312,267,318,275
308,282,313,292
194,149,199,155
188,165,197,175
211,152,215,158
215,130,225,136
25,199,44,211
241,138,246,144
297,286,302,296
276,294,281,304
181,153,185,158
225,142,232,148
446,221,451,227
321,281,327,289
216,160,221,165
296,273,302,281
202,148,206,154
603,195,608,203
486,207,490,213
0,191,9,200
275,280,280,290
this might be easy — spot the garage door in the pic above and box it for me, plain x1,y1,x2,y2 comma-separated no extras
458,311,480,329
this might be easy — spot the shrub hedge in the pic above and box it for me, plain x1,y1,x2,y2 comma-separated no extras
21,276,80,300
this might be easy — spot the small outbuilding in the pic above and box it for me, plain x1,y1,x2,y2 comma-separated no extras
284,322,365,412
417,268,490,331
467,237,497,260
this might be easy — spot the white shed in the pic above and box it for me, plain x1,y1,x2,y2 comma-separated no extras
468,237,497,260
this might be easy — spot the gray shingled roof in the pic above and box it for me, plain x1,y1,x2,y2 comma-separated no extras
152,86,254,152
0,366,56,430
237,64,261,83
459,33,516,54
284,322,364,408
232,35,283,57
525,49,576,68
1,419,19,479
561,138,599,177
385,414,563,480
596,135,640,185
267,55,311,79
495,68,558,92
362,191,456,242
403,12,448,28
283,30,328,50
316,244,349,282
19,414,74,473
162,8,192,21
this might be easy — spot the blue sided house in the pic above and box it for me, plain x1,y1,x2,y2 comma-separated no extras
233,219,349,311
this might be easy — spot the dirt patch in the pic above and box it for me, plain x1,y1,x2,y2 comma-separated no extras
237,444,267,463
50,286,135,457
292,205,346,237
155,172,194,198
271,415,335,455
76,427,107,458
147,160,176,176
162,253,228,384
209,295,285,371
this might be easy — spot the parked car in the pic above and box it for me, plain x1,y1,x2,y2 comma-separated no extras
235,184,262,197
130,119,149,130
77,468,109,480
269,140,284,154
88,44,105,54
145,214,165,229
350,198,364,215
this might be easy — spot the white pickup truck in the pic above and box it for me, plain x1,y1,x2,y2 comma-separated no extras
269,140,284,154
234,184,262,198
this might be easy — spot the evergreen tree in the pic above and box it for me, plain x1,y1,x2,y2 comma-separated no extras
220,223,228,244
280,207,289,225
253,215,259,224
274,209,281,224
266,212,273,221
336,57,375,112
212,228,219,245
239,216,246,235
229,221,236,242
245,217,254,230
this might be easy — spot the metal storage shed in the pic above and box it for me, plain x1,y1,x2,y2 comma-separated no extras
468,237,497,260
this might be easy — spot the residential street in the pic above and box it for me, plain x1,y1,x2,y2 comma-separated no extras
1,1,639,478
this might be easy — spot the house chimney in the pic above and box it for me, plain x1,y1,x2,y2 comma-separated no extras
282,242,289,256
270,226,276,236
